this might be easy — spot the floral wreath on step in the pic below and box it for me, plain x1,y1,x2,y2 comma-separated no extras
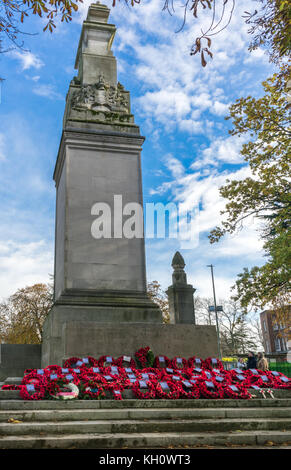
21,372,48,387
171,356,188,370
45,377,79,400
187,356,204,369
203,357,224,371
272,376,291,390
1,384,22,390
132,380,156,399
154,380,181,399
63,357,84,369
153,355,171,369
98,355,118,368
82,380,106,400
134,346,155,369
223,383,251,400
199,380,224,399
79,356,99,368
115,355,136,368
178,381,200,399
20,382,46,400
141,368,162,380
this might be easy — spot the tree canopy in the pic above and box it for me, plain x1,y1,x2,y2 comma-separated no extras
209,66,291,312
0,283,53,343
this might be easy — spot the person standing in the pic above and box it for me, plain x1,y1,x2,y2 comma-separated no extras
257,352,269,371
236,357,246,370
246,351,257,370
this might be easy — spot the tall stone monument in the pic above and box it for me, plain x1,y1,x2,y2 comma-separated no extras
41,3,218,366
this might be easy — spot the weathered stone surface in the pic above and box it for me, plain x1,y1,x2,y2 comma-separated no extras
167,252,196,324
60,322,218,364
0,345,41,382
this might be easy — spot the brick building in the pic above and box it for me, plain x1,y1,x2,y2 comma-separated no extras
260,309,291,359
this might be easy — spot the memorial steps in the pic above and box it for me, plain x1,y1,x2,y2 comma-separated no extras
0,390,291,448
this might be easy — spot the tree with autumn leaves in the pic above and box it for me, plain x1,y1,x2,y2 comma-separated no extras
0,283,53,343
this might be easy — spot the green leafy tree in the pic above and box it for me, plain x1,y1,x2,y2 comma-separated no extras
209,66,291,312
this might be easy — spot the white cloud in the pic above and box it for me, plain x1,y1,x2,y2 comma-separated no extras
191,135,248,168
11,51,44,71
0,240,53,300
33,84,63,100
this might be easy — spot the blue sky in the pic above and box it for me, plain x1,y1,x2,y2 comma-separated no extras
0,0,275,301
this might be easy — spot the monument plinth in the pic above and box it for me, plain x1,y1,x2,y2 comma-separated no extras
41,3,218,366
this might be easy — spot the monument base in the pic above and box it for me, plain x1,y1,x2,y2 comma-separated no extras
42,317,218,366
41,291,163,366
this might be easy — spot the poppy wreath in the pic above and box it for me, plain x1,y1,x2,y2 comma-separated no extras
250,374,275,389
187,356,204,369
115,355,136,369
20,382,46,400
199,380,225,399
103,366,125,378
204,357,224,371
154,380,181,399
213,373,232,386
178,382,200,399
160,368,182,380
228,370,251,387
132,380,156,399
141,368,162,381
98,355,117,368
271,376,291,390
79,356,99,368
135,346,155,369
153,355,171,369
79,370,104,383
112,390,123,400
63,357,84,369
82,380,106,399
21,372,48,387
171,357,188,370
89,365,105,375
45,377,71,399
102,377,124,392
223,384,252,400
46,377,79,400
1,384,22,390
44,364,63,375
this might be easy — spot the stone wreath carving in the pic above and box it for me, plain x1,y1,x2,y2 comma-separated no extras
71,73,130,114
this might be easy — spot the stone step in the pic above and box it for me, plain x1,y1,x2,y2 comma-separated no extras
1,417,291,436
0,430,291,448
0,406,290,422
1,388,291,400
1,398,291,410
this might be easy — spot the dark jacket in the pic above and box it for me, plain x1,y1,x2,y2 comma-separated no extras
246,355,257,369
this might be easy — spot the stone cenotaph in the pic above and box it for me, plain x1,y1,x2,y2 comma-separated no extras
41,3,217,366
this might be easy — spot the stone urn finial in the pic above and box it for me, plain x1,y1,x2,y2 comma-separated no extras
166,251,196,324
171,251,187,285
171,251,185,270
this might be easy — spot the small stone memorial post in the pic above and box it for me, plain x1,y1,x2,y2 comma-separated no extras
166,252,196,324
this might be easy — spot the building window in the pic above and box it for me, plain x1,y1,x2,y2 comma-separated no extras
275,337,281,351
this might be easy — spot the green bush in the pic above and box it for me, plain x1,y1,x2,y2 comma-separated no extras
269,362,291,377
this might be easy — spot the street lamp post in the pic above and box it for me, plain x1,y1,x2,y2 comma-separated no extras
207,264,222,360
